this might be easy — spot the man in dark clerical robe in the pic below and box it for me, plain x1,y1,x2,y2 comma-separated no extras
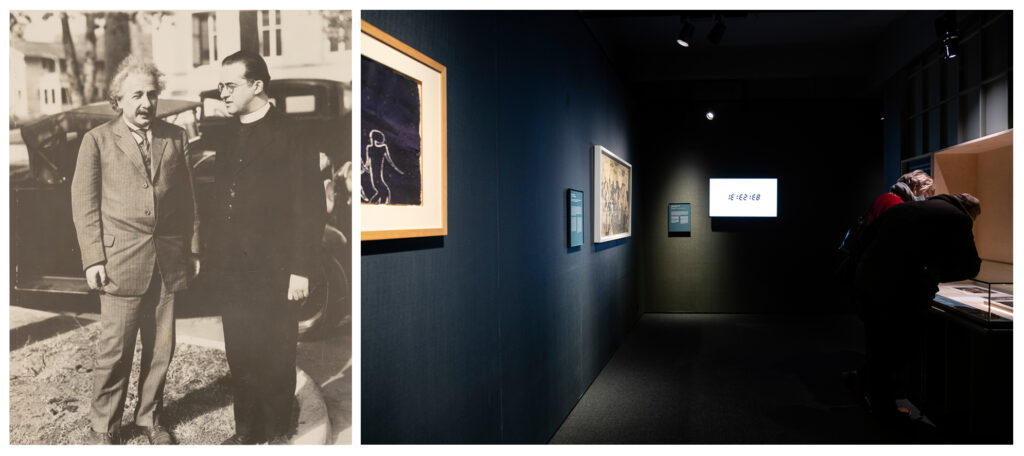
210,50,325,445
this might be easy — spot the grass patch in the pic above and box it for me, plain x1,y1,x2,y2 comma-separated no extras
10,320,236,444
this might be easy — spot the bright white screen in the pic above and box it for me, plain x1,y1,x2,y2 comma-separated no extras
709,178,778,217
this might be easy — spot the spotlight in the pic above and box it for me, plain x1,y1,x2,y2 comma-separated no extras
707,17,726,45
706,111,715,120
943,40,960,59
934,12,960,60
677,20,695,47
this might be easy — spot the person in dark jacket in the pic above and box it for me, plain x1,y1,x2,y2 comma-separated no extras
210,50,326,445
866,170,936,224
854,193,981,422
842,171,939,411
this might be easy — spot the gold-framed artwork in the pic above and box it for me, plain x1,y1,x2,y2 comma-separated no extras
360,20,447,240
593,145,631,243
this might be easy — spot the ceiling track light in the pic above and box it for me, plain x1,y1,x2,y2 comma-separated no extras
707,15,726,45
934,11,960,60
677,18,695,47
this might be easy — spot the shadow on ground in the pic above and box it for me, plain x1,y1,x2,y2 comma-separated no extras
296,316,352,443
11,314,97,349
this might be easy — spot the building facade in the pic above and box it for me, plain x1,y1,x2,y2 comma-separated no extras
152,10,351,104
9,41,70,122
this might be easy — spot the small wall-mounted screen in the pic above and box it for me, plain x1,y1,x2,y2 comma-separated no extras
709,178,778,217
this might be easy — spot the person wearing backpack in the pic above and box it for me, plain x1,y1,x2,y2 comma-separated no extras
854,193,982,428
840,170,936,414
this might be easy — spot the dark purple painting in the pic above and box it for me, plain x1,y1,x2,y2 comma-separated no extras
361,56,423,206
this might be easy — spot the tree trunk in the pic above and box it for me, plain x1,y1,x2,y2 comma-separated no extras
129,13,149,57
60,13,85,107
82,13,98,103
103,12,132,91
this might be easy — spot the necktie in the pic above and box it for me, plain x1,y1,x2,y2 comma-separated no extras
136,129,152,178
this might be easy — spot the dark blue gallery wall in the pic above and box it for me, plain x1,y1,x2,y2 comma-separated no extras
361,11,638,444
361,11,503,443
493,12,636,443
632,89,882,314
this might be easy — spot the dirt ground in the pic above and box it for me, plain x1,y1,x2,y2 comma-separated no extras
9,320,235,444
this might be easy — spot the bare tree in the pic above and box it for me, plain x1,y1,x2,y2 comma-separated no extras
28,12,99,106
13,11,167,108
321,11,352,51
10,12,31,40
104,12,131,92
82,14,99,103
59,13,86,107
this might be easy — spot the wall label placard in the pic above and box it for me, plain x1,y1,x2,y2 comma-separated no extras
568,189,584,247
668,203,691,234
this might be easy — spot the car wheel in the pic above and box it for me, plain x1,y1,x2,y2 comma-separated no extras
296,249,349,340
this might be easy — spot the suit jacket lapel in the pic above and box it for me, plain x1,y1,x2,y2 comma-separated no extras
113,120,151,181
150,124,167,182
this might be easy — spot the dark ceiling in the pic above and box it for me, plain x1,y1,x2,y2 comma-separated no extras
580,11,913,84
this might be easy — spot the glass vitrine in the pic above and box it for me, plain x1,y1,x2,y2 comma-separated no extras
935,261,1013,326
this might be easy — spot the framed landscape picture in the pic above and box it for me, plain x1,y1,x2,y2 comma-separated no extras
360,20,447,240
593,145,631,243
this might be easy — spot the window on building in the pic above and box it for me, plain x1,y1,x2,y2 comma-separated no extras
41,59,55,72
192,13,218,67
61,88,70,104
258,10,283,57
211,15,218,62
59,59,66,73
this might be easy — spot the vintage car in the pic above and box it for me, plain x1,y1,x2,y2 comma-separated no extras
10,79,351,338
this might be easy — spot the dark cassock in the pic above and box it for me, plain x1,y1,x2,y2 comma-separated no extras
209,104,326,441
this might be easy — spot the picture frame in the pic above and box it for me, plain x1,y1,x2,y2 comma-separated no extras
567,189,584,247
593,145,632,243
360,20,448,240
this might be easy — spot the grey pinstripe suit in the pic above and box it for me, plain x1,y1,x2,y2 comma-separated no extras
71,117,200,433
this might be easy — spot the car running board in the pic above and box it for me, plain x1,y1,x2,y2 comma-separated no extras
14,275,91,295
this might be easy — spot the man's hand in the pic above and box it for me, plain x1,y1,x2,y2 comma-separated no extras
191,255,201,279
85,264,108,290
287,274,309,301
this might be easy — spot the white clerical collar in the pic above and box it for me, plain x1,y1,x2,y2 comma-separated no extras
239,101,271,124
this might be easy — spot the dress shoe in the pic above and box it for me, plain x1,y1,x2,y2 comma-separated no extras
267,434,291,445
84,428,120,445
221,433,263,445
140,425,175,445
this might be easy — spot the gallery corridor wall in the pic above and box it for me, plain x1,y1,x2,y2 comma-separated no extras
361,11,638,443
633,95,883,314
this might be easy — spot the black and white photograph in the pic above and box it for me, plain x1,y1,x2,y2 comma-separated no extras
9,10,352,445
952,285,994,295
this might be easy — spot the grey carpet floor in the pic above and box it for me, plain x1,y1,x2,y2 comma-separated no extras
550,313,933,444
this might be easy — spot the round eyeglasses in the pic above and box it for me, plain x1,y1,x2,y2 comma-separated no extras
217,81,252,95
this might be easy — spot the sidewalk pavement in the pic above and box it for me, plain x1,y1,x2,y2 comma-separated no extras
10,306,332,445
